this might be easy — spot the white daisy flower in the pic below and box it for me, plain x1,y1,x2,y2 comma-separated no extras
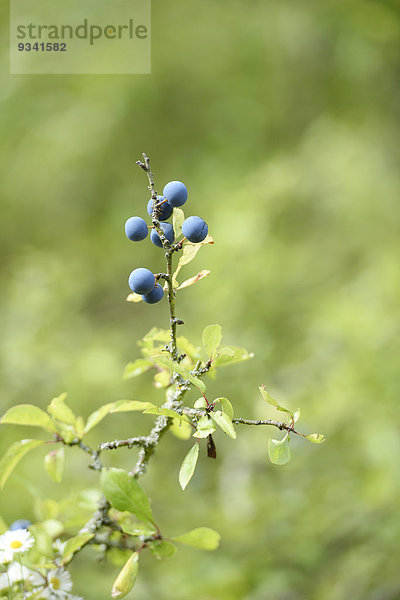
0,549,13,565
0,529,34,555
52,539,66,556
47,568,72,597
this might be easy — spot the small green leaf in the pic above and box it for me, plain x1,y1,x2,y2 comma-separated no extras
177,270,210,290
142,327,170,343
214,397,234,420
179,443,199,490
259,386,293,418
83,403,116,434
44,447,64,483
0,439,45,490
194,398,207,409
148,539,177,559
62,532,94,564
213,346,254,368
210,411,236,439
110,400,155,413
193,416,215,438
152,356,206,392
176,337,201,361
101,468,154,524
1,405,57,433
268,434,291,465
123,359,152,380
47,394,77,427
172,243,202,286
111,552,139,599
170,418,193,440
172,207,185,239
126,292,142,303
154,370,172,388
202,324,222,359
172,527,221,551
143,406,190,423
293,408,301,424
306,433,325,444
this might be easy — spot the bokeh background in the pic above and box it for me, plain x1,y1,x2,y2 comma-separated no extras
1,1,400,598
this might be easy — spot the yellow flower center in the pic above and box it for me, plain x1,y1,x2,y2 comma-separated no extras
10,541,22,550
50,577,60,590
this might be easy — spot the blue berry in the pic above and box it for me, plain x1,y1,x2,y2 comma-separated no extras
125,217,148,242
150,222,175,248
142,283,164,304
182,216,208,243
10,519,31,531
147,196,173,221
162,181,188,207
128,268,155,295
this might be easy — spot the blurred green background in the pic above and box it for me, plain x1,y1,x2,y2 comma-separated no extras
1,0,400,598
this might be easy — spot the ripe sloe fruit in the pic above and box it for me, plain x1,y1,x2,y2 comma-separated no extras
142,283,164,304
182,216,208,243
125,217,148,242
129,268,155,295
150,222,175,247
147,196,173,221
162,181,188,207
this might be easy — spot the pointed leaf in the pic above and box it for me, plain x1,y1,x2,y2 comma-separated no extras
152,356,206,392
110,400,155,413
143,406,190,423
202,325,222,359
123,359,152,379
47,394,77,427
259,386,293,418
179,443,199,490
193,416,215,438
213,346,254,368
111,552,139,599
177,270,210,290
62,532,94,564
268,434,291,465
210,410,236,439
1,405,57,433
214,397,234,420
172,207,185,239
83,403,116,434
306,433,325,444
148,539,177,559
44,447,64,483
0,439,45,490
172,527,220,551
101,468,154,524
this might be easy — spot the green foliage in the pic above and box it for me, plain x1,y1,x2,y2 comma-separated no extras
202,324,222,359
62,532,95,564
179,443,199,490
1,404,57,433
268,434,291,466
148,540,177,559
172,528,221,551
44,446,65,483
0,439,45,489
111,552,139,599
209,410,236,439
101,468,154,526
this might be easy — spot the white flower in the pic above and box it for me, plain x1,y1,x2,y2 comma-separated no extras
0,529,34,555
47,568,72,597
0,549,13,565
52,539,66,556
0,561,44,591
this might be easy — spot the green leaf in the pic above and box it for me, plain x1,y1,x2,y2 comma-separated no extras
62,532,94,563
202,324,222,359
179,443,199,490
148,539,177,559
83,402,116,434
293,408,301,424
213,346,254,368
143,406,190,423
193,416,215,438
176,337,201,361
0,439,45,490
101,468,154,524
306,433,325,444
194,398,207,409
123,359,152,380
1,405,57,433
142,327,170,343
172,207,185,239
214,397,234,420
126,292,142,303
170,418,193,440
172,243,202,286
154,370,172,388
172,527,221,551
259,386,293,418
47,394,77,427
110,400,155,413
268,434,291,465
44,447,64,483
111,552,139,599
176,270,210,290
152,356,206,392
210,411,237,439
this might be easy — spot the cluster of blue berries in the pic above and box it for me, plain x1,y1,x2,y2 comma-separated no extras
125,181,208,304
